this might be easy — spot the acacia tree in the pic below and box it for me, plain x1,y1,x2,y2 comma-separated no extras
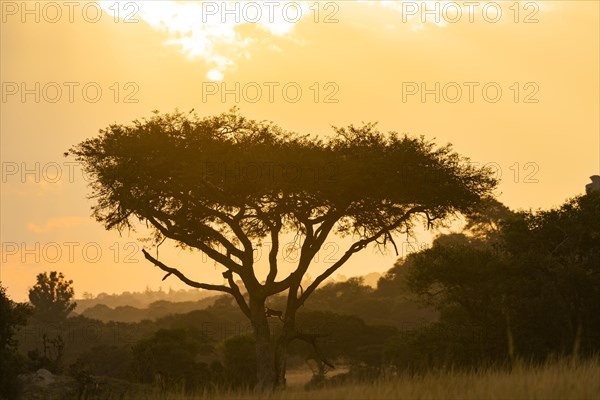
69,109,496,390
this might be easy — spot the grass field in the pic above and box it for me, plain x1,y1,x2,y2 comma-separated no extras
29,358,597,400
187,358,600,400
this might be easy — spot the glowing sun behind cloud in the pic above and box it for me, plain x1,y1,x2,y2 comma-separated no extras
99,1,556,80
99,0,312,80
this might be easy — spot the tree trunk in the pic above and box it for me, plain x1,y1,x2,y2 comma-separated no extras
250,298,276,392
250,297,299,392
274,331,291,389
274,299,301,390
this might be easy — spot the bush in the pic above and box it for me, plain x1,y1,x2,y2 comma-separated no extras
130,328,214,392
0,284,32,399
221,334,257,389
71,345,133,380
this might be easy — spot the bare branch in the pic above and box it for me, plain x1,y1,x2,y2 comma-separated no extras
142,249,231,293
314,210,341,240
266,220,281,285
307,214,330,225
385,231,399,257
299,206,426,305
293,332,335,370
222,270,251,319
195,223,245,260
213,208,254,263
176,192,255,264
151,204,246,261
145,216,244,273
264,211,341,298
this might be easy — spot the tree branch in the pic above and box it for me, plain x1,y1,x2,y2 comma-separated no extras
293,332,335,370
299,206,426,305
265,220,281,285
264,211,341,297
222,270,251,319
177,192,255,264
142,249,232,293
213,208,254,263
307,214,331,225
145,216,244,274
157,206,245,262
384,231,399,256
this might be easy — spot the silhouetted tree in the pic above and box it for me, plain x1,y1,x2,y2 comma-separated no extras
463,197,513,240
69,108,496,390
390,192,600,368
500,192,600,356
0,284,32,399
28,271,76,322
27,272,76,373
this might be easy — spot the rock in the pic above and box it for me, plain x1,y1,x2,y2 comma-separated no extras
586,175,600,194
33,369,55,386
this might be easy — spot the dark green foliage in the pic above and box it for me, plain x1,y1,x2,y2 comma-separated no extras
290,311,398,366
221,334,257,389
500,192,600,356
71,345,133,380
25,272,76,375
68,109,495,240
29,271,76,322
130,328,215,392
0,284,32,399
304,277,436,329
383,192,600,371
27,333,65,373
383,320,495,373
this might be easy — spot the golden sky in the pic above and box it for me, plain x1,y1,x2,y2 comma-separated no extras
1,1,599,302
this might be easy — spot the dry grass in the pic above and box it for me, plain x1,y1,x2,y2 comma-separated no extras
176,358,600,400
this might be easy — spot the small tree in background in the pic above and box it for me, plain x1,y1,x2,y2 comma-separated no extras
27,271,76,373
28,271,76,322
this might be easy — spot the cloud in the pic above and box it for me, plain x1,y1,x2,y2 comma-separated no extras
27,216,91,234
99,1,552,79
99,0,313,80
